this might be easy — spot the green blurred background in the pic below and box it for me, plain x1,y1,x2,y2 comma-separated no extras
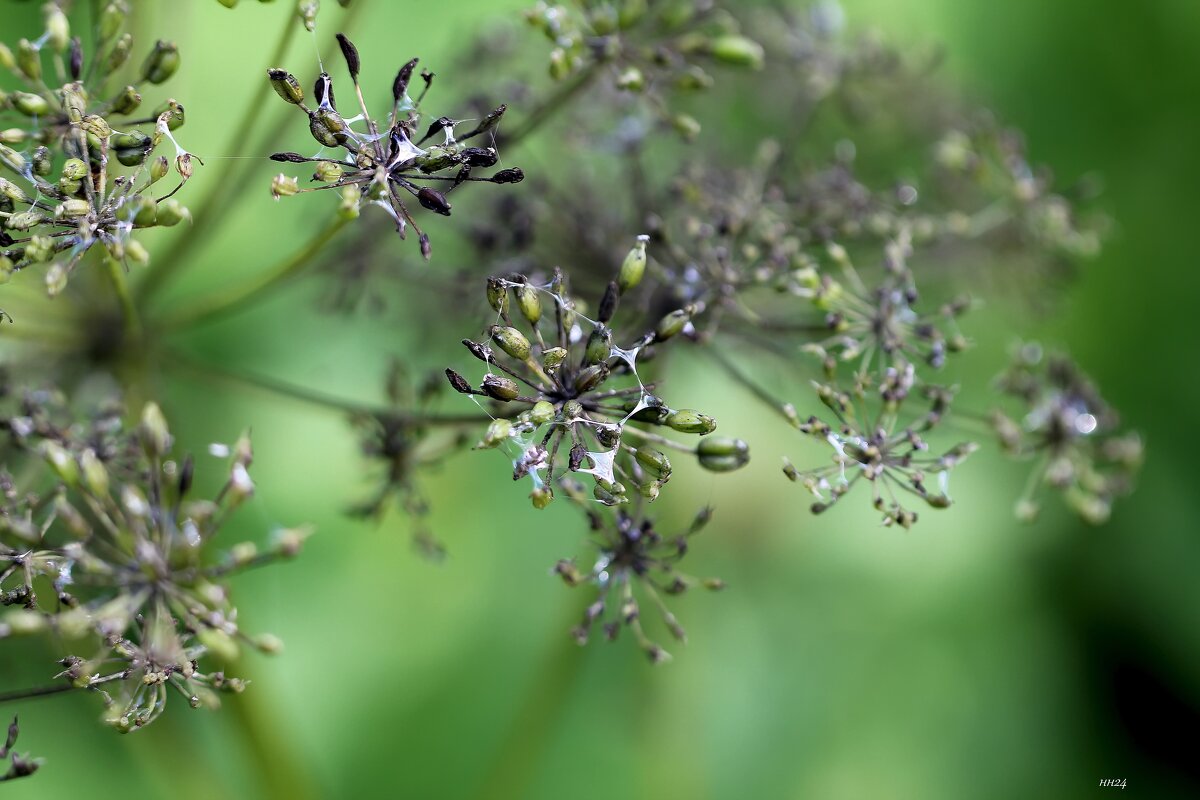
3,0,1199,798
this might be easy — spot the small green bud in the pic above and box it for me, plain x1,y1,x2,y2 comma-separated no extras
271,173,300,199
489,325,532,360
60,158,88,181
110,85,142,115
142,40,180,84
654,305,694,341
618,234,648,293
313,161,343,183
5,211,44,231
542,347,568,374
0,43,13,71
55,198,90,220
106,33,133,74
309,109,349,147
41,441,80,485
0,144,26,173
696,436,750,472
16,40,41,82
25,235,55,262
672,113,701,141
125,238,149,266
139,403,172,457
486,276,509,313
127,195,157,227
80,448,110,497
153,99,185,130
46,4,71,51
709,36,765,69
480,418,513,448
516,284,541,324
482,374,520,402
268,68,305,105
150,155,170,183
529,400,556,426
574,363,609,394
45,262,68,296
81,114,111,139
99,1,127,41
338,184,360,219
635,447,672,481
666,409,716,434
12,92,51,117
155,199,189,226
530,486,554,509
0,178,31,204
0,129,26,144
549,47,571,80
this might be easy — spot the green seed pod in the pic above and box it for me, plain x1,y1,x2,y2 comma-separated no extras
0,143,26,173
271,174,300,198
489,325,531,360
56,198,90,219
80,448,110,497
654,305,694,341
110,85,142,115
666,409,717,435
5,211,44,231
124,238,149,266
0,177,31,204
480,419,513,448
542,346,568,374
142,40,180,84
0,129,26,145
486,276,509,313
562,399,583,420
45,4,71,51
115,146,148,167
12,92,51,117
635,447,672,481
530,486,554,510
149,155,170,183
313,161,343,183
60,158,88,182
574,363,609,394
338,184,361,219
585,326,612,365
482,374,520,402
44,262,68,295
99,1,127,41
615,67,646,92
31,146,52,176
25,235,55,262
41,441,80,486
155,198,189,226
709,36,766,69
81,114,111,139
309,109,349,147
516,284,541,324
696,436,750,472
0,257,13,284
618,234,649,293
106,33,133,74
548,48,571,80
268,68,305,105
139,403,172,457
675,65,715,91
153,99,185,130
16,40,40,82
0,43,13,71
529,400,556,426
672,113,701,141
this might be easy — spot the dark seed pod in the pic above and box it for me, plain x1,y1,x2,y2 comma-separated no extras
598,281,619,323
417,187,451,216
69,37,83,80
445,369,473,394
314,72,336,110
461,147,498,168
461,104,507,141
269,152,310,163
490,168,524,184
392,58,419,102
335,33,360,79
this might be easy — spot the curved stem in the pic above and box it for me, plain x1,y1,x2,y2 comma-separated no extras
0,683,75,704
158,216,349,332
504,64,602,147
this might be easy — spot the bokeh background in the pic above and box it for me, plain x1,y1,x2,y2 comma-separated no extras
2,0,1199,798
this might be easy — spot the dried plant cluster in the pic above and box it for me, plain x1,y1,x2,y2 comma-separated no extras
0,0,1141,779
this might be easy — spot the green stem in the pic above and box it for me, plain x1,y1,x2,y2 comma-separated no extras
105,255,142,340
704,345,799,426
620,424,698,454
0,683,75,704
159,216,348,331
504,64,602,147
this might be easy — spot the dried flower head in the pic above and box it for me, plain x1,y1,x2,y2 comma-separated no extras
990,343,1142,524
447,237,749,509
267,33,524,259
553,502,722,663
0,390,307,732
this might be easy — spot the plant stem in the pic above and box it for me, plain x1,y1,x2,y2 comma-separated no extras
104,255,142,341
504,64,602,147
704,345,799,426
0,683,75,704
159,216,349,331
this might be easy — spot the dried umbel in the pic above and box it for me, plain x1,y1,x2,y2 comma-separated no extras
553,503,722,663
0,391,308,733
267,33,524,259
446,237,749,510
0,2,195,297
524,0,764,138
990,344,1142,524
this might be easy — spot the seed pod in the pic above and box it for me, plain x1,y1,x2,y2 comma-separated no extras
529,400,555,425
0,44,13,72
672,113,701,141
574,363,609,394
312,161,344,182
654,305,694,341
530,486,554,510
479,419,512,448
55,198,90,220
268,69,305,105
417,187,451,216
338,184,360,219
0,144,26,173
489,325,531,360
482,374,519,402
618,235,648,293
542,347,568,374
486,277,509,313
149,155,170,183
106,33,133,74
516,284,541,324
461,104,506,141
12,92,51,117
616,67,646,92
80,448,110,497
461,147,498,168
81,114,111,139
392,58,419,103
308,110,348,147
696,437,750,472
176,153,195,181
335,33,360,79
444,368,473,394
635,447,672,481
16,40,40,81
585,326,612,365
490,167,524,184
666,409,716,435
139,403,173,457
313,72,336,110
155,199,189,226
598,281,620,322
110,85,142,115
153,99,185,130
709,35,766,69
297,0,319,32
142,40,180,84
271,174,300,198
